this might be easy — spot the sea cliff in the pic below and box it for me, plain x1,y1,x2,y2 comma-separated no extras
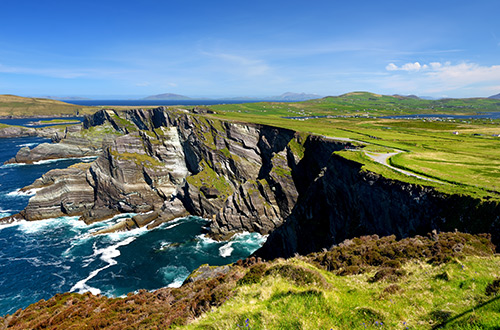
2,107,500,255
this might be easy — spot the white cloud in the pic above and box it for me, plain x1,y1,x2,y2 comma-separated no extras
382,61,500,97
386,62,428,72
401,62,422,71
426,62,500,84
430,62,442,69
385,63,398,71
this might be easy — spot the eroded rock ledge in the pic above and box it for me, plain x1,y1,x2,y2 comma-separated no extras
2,107,500,257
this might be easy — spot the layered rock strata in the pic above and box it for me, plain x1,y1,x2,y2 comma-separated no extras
4,107,500,257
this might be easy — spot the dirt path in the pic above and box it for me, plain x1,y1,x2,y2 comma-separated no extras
364,150,444,183
324,135,445,184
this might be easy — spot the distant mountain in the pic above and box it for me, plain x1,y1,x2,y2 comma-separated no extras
274,92,322,101
392,94,420,100
143,93,192,100
489,93,500,99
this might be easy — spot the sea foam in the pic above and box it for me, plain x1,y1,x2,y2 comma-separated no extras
70,236,137,295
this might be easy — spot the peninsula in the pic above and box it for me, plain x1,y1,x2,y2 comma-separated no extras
1,93,500,328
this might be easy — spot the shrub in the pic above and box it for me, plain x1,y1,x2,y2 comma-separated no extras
485,278,500,296
368,268,406,283
238,263,268,285
265,264,329,288
383,284,402,294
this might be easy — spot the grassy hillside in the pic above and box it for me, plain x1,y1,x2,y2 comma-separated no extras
204,93,500,200
2,232,498,329
0,94,95,117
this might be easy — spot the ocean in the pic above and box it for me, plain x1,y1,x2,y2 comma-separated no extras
0,131,266,316
65,99,272,107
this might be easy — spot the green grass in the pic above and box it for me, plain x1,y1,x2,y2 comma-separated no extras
204,95,500,201
38,119,81,124
179,256,500,330
110,150,165,168
3,233,497,329
0,94,95,117
186,160,233,199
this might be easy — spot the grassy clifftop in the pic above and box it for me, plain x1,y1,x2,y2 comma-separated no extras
204,93,500,201
0,94,95,117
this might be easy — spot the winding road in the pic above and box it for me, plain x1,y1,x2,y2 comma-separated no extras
326,136,444,184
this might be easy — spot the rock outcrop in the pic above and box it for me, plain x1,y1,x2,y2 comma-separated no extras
4,124,107,164
0,125,37,138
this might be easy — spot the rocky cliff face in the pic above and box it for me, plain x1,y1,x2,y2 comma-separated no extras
11,108,325,237
5,107,500,257
256,153,500,259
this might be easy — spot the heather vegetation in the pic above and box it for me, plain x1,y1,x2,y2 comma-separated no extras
2,232,498,329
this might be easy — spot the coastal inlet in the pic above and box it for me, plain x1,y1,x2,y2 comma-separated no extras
0,136,266,316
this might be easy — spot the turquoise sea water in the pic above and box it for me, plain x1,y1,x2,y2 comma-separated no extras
0,135,266,316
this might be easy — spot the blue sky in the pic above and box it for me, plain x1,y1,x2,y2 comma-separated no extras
1,0,499,98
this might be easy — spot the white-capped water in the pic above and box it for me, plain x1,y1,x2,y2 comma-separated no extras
0,136,267,316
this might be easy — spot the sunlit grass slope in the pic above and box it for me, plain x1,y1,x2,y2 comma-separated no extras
0,94,94,117
180,233,500,330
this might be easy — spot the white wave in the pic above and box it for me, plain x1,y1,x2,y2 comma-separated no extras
1,156,99,167
233,231,268,243
219,241,234,258
153,216,190,231
196,233,218,244
16,218,62,234
6,188,41,197
51,272,67,291
0,163,23,168
0,218,25,230
105,226,148,242
5,255,65,269
194,233,218,252
70,236,136,295
159,265,190,288
217,232,268,257
17,143,38,148
15,216,80,234
0,208,13,218
33,156,97,165
158,241,171,251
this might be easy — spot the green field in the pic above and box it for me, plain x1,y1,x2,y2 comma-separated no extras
203,92,500,200
0,94,94,117
38,119,81,124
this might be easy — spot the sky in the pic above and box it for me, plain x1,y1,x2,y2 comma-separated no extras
1,0,499,99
